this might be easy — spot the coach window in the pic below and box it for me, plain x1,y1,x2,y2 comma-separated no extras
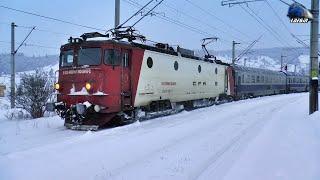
247,75,250,83
257,76,260,83
238,76,241,85
122,52,129,67
242,74,244,83
261,76,264,83
104,49,121,66
251,75,255,83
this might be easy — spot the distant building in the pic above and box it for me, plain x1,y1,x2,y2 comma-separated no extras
0,84,6,97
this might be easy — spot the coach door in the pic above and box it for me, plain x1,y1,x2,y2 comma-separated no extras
120,49,132,111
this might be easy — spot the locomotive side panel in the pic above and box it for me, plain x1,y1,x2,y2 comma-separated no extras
134,50,227,107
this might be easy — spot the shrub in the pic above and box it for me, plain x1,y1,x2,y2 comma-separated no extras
16,70,54,118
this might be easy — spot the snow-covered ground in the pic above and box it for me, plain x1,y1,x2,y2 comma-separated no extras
0,93,320,180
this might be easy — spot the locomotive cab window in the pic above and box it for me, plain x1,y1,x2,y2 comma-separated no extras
60,50,74,67
104,49,121,66
78,48,101,66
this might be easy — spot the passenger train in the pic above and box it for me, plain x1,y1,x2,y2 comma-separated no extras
47,33,309,130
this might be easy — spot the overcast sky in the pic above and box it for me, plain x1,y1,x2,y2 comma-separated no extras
0,0,312,56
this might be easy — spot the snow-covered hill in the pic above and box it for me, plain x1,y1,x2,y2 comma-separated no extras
0,53,58,74
197,47,309,73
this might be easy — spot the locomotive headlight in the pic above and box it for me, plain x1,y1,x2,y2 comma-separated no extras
54,83,60,90
85,82,92,91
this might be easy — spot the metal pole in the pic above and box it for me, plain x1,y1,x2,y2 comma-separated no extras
280,54,286,71
232,41,240,65
115,0,120,28
310,0,319,114
232,41,235,65
10,22,15,108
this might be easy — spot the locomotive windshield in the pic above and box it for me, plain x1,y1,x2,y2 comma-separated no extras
78,48,101,66
60,50,74,67
60,48,102,67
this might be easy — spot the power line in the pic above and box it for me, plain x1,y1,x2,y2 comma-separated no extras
1,21,78,37
265,0,305,47
161,1,249,44
0,40,59,50
124,0,215,38
265,0,292,35
18,25,76,37
279,0,291,6
239,4,296,49
0,5,105,32
132,0,165,27
184,0,251,40
246,5,293,47
118,0,154,28
264,0,308,56
124,0,248,52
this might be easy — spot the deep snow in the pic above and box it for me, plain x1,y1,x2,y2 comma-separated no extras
0,93,320,180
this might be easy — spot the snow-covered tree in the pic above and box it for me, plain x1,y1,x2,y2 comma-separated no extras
16,70,54,118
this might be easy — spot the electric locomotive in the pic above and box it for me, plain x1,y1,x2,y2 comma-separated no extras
47,32,231,130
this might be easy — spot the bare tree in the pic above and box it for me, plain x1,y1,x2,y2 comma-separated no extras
16,69,54,118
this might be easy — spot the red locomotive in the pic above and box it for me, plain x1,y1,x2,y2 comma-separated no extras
47,32,232,130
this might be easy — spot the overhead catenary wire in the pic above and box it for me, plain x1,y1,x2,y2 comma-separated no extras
124,0,244,50
0,5,105,32
131,0,165,27
0,21,78,37
246,5,294,48
264,1,307,48
161,1,249,44
123,0,214,37
15,26,36,54
0,40,59,50
118,0,154,28
278,0,291,6
184,0,252,40
264,0,307,57
239,4,297,50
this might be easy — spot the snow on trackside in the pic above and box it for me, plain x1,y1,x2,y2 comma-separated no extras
0,93,320,180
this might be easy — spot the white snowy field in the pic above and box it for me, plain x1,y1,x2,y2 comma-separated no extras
1,93,320,180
